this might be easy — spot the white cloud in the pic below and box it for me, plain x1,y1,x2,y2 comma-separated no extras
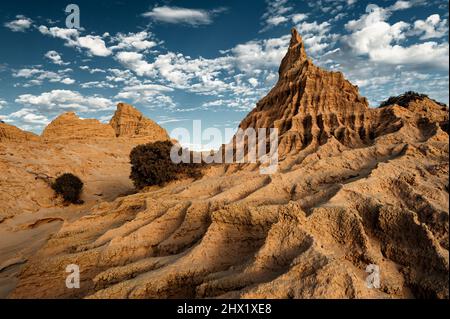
266,16,288,26
45,50,70,65
80,81,115,89
261,1,315,32
142,6,215,25
105,68,139,85
13,67,74,86
115,83,175,108
248,77,259,87
293,19,337,55
412,14,448,40
61,78,75,85
0,99,6,110
119,83,173,93
345,5,449,69
202,99,225,107
261,0,293,31
231,35,291,73
297,21,331,35
13,68,42,78
369,41,449,67
114,33,290,100
77,35,112,57
4,15,32,32
389,1,412,11
116,50,236,95
38,25,78,41
292,13,308,24
79,66,106,74
15,90,113,113
38,26,112,57
110,31,157,51
7,108,50,125
115,51,155,77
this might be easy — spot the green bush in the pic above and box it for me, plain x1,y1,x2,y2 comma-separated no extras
129,141,204,189
52,173,84,204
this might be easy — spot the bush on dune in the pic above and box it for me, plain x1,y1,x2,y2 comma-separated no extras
129,140,204,190
51,173,84,204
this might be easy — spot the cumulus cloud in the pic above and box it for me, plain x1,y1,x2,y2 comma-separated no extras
266,16,288,26
61,78,75,85
344,5,449,69
112,32,290,104
15,90,113,113
13,67,74,86
231,35,291,73
110,31,158,51
115,50,235,94
260,0,312,32
115,51,155,77
115,83,175,107
248,78,259,87
38,26,112,57
7,108,50,125
142,6,222,26
0,99,7,110
38,25,78,41
389,0,413,11
4,15,32,32
45,50,70,65
412,14,448,40
79,66,106,74
260,0,293,31
297,21,331,35
80,81,116,89
292,13,308,24
77,35,112,56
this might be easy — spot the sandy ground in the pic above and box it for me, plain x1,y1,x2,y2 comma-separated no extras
0,139,138,297
8,121,449,298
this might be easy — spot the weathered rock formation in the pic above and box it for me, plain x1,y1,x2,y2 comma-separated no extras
40,104,170,142
110,103,170,140
238,29,371,158
42,112,116,141
0,122,39,143
0,103,171,297
0,103,170,219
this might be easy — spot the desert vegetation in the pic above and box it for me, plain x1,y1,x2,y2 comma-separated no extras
129,140,204,189
51,173,84,204
380,91,448,108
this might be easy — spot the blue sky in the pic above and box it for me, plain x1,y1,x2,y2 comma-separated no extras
0,0,448,148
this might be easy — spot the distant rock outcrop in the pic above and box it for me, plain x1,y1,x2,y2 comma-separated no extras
110,103,170,140
0,103,170,219
42,112,116,141
0,121,39,142
36,103,170,143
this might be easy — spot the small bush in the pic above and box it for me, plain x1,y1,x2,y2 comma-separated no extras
52,173,84,204
379,91,447,108
130,141,204,189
